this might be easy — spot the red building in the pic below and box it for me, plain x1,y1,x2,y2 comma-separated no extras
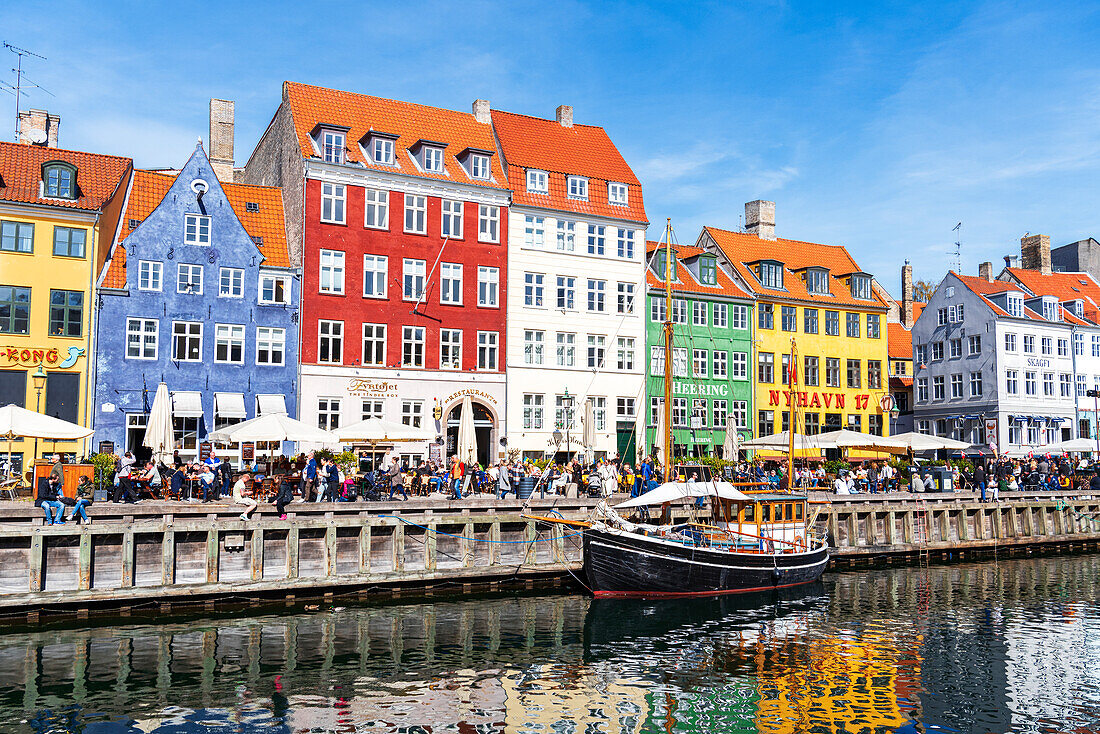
243,83,510,465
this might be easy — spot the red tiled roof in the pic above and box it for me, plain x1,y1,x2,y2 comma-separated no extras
101,170,290,289
703,227,889,309
887,322,913,360
1003,268,1100,324
644,241,751,299
0,141,131,211
912,301,926,322
283,82,507,190
954,272,1090,325
890,375,913,389
491,110,647,224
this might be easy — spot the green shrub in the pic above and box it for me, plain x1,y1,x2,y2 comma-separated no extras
88,453,116,491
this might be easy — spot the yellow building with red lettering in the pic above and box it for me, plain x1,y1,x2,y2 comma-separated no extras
0,138,131,467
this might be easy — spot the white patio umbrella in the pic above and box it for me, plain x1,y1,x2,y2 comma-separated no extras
456,395,478,466
0,403,93,473
142,382,174,466
208,413,337,446
722,416,740,459
813,429,908,452
335,417,432,443
889,431,971,452
741,430,825,452
582,398,595,462
1042,437,1098,454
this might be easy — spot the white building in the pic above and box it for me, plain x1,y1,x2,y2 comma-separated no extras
491,106,649,462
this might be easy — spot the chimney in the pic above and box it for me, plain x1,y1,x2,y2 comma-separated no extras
1021,233,1051,275
472,99,491,124
745,200,776,241
901,260,914,327
555,104,573,128
17,109,60,147
978,261,994,282
208,99,235,182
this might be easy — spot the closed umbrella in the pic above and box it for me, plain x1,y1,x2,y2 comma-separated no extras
142,382,174,466
456,395,478,466
723,416,740,459
653,409,666,464
582,398,595,462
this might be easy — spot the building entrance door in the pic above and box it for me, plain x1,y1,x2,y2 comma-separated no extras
616,423,636,465
445,402,495,467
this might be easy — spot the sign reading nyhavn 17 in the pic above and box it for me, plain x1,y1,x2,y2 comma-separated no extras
767,389,873,410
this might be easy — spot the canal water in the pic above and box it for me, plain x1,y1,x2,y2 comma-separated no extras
2,553,1099,733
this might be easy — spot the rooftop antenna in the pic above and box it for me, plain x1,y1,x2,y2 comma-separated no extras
4,42,50,142
950,222,962,272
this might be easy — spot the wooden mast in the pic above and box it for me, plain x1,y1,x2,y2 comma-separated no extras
663,219,674,478
788,337,797,489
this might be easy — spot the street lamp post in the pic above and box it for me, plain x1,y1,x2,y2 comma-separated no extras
562,388,574,464
31,364,47,461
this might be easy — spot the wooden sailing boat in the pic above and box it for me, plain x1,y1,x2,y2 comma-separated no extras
529,219,829,597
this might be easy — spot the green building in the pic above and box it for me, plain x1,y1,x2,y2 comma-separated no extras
645,241,755,459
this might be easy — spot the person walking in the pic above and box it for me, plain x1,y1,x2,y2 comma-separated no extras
974,461,987,503
299,451,317,503
449,455,465,500
388,461,408,501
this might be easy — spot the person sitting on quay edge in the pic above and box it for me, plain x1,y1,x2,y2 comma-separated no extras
233,473,258,521
275,473,295,520
36,471,66,525
67,475,94,525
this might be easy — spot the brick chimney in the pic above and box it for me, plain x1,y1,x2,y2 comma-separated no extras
555,104,573,128
1021,233,1051,275
978,261,994,282
17,109,60,147
901,260,914,327
208,99,235,182
472,99,491,124
745,200,776,241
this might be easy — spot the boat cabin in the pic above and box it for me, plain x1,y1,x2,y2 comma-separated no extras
714,493,808,550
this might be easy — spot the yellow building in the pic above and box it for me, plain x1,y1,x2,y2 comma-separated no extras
0,139,131,468
699,201,891,448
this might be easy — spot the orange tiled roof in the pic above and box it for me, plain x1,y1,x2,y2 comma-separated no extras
912,301,925,322
954,272,1090,325
887,322,913,360
101,170,290,289
890,375,914,389
644,241,751,299
1003,267,1100,324
282,82,507,190
491,110,647,224
703,226,889,309
0,141,131,211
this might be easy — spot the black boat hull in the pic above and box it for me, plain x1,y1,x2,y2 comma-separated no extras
583,527,829,597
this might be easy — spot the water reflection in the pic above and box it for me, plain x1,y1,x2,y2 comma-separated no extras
3,554,1100,733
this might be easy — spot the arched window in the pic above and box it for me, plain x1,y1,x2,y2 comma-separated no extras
43,161,77,200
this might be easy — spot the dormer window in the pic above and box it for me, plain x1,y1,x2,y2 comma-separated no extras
423,146,444,173
43,161,76,200
698,255,717,285
656,250,677,281
608,182,628,206
805,268,830,295
567,176,588,200
850,274,872,300
1068,299,1084,318
372,137,395,166
1042,297,1059,322
321,130,345,164
470,153,490,180
1007,293,1024,317
527,169,548,193
757,261,784,290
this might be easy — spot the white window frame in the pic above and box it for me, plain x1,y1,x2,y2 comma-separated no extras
616,228,635,259
478,266,499,307
171,321,202,362
588,224,605,256
478,205,499,243
361,323,386,367
138,260,162,292
177,263,203,295
214,323,246,364
321,130,345,164
617,337,635,371
219,267,243,298
617,282,635,315
126,318,158,360
441,199,464,239
402,325,426,368
317,320,344,364
526,169,548,193
401,400,424,428
440,328,462,370
556,220,576,252
372,137,395,166
184,214,211,245
441,262,463,305
256,326,285,366
608,182,628,206
567,176,589,200
477,331,499,371
423,146,444,173
404,194,427,234
558,276,576,310
713,350,728,379
319,249,345,294
523,394,544,429
524,272,545,307
470,153,491,180
587,279,606,313
524,329,545,365
524,215,545,248
259,273,290,305
731,351,747,379
556,333,575,367
320,182,346,225
364,189,389,230
363,254,387,298
732,305,748,330
403,258,426,300
317,398,341,431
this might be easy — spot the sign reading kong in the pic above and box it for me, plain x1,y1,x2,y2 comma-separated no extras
768,389,873,411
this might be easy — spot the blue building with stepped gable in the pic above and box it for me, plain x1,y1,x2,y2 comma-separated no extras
92,143,299,463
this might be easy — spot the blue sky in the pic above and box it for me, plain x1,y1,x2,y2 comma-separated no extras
4,0,1100,295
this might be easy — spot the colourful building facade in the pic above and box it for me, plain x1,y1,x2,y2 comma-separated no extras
0,141,131,469
644,242,755,459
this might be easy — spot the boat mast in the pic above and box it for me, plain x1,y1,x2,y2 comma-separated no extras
788,337,797,488
663,218,674,478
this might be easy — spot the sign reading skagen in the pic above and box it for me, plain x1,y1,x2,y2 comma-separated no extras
1026,357,1052,368
347,378,399,397
672,381,729,397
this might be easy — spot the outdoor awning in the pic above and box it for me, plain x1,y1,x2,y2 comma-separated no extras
214,392,247,419
256,394,288,415
170,391,204,418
